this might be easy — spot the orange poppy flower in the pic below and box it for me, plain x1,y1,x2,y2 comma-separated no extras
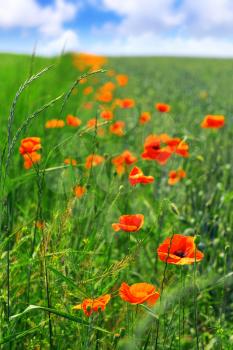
19,137,41,155
23,152,41,169
155,103,171,113
66,115,82,127
87,118,100,128
166,138,189,158
112,150,137,175
168,169,186,185
73,53,107,71
201,115,225,129
109,121,125,136
141,135,172,165
119,98,135,109
64,158,77,166
116,74,128,87
129,166,154,186
73,294,111,317
100,110,113,120
99,82,115,92
85,154,104,169
119,282,160,305
112,214,144,232
157,234,204,265
83,86,93,95
74,185,86,198
139,112,151,124
45,119,65,128
96,90,113,103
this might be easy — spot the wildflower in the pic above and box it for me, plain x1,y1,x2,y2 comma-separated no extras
166,138,189,158
141,135,172,165
116,74,128,87
97,90,113,103
201,115,225,129
74,185,86,198
45,119,65,128
155,103,171,113
73,294,111,317
109,121,125,136
73,53,107,71
66,115,82,127
23,152,41,169
157,234,204,265
112,214,144,232
118,98,135,109
119,282,160,305
100,110,113,120
83,86,93,95
85,154,104,169
168,169,186,185
129,166,154,186
112,150,137,175
139,112,151,124
64,158,77,166
19,137,41,155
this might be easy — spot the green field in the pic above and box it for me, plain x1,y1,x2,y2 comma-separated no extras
0,53,232,349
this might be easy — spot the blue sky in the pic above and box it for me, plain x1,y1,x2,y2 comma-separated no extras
0,0,232,56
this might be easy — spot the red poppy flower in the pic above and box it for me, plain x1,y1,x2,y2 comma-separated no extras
23,152,41,169
141,135,172,165
166,138,189,158
155,103,171,113
109,121,125,136
73,294,111,317
66,115,82,127
112,214,144,232
168,169,186,185
19,137,41,155
139,112,151,124
112,150,137,175
119,282,160,305
101,110,113,120
85,154,104,169
129,166,154,186
118,98,135,109
201,115,225,128
157,234,204,265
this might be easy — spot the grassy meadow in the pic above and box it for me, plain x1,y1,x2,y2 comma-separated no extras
0,53,233,349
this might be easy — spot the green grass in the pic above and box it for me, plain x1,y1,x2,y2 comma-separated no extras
0,53,233,349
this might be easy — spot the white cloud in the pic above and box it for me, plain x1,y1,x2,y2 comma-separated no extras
86,33,233,57
100,0,233,38
0,0,78,37
0,0,80,55
37,29,79,55
88,0,233,57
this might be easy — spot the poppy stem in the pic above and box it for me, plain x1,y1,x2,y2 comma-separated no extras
193,247,200,350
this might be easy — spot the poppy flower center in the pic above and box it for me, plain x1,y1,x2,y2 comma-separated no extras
152,145,160,150
174,250,186,258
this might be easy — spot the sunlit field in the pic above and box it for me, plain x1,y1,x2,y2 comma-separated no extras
0,53,232,349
